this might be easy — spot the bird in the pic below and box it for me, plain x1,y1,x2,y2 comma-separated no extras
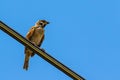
23,20,49,70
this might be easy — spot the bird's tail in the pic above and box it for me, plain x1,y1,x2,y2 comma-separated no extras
23,53,30,70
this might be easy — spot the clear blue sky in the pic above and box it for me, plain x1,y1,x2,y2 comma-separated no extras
0,0,120,80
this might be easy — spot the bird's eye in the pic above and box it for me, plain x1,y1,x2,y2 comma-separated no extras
39,22,43,25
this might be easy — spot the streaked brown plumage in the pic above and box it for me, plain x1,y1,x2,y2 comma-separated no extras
23,20,49,70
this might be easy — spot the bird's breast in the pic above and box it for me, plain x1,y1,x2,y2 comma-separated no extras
31,28,44,45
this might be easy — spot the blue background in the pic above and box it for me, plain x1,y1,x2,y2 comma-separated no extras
0,0,120,80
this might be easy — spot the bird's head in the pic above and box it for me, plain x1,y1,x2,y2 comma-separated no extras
35,20,49,28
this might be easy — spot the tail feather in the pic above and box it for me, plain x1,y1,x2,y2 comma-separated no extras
23,48,34,70
23,53,30,70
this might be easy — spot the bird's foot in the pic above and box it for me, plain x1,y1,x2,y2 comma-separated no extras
41,48,45,52
32,42,36,46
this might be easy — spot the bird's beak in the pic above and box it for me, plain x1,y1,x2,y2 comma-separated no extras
47,22,49,24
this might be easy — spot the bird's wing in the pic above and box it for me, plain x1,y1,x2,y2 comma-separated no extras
26,26,35,40
24,26,35,54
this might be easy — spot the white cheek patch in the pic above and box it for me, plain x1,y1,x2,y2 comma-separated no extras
37,27,41,29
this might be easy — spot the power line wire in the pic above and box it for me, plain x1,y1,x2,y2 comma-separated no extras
0,21,85,80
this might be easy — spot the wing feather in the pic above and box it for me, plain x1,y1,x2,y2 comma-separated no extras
24,26,35,55
26,26,35,40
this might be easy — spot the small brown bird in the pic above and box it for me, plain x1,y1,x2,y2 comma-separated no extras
23,20,49,70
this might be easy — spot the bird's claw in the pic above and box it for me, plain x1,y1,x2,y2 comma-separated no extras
41,48,45,52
